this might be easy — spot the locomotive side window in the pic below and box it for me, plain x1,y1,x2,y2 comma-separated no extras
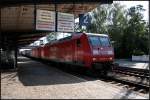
77,39,81,47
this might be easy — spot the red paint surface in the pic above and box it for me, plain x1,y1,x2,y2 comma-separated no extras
31,33,114,69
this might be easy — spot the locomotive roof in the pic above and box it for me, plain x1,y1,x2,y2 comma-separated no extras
73,32,109,37
85,33,109,37
45,32,109,46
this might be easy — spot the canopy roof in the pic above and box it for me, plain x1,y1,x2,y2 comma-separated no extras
1,0,113,48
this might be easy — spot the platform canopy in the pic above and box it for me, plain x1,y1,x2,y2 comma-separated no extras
1,0,113,48
1,0,113,5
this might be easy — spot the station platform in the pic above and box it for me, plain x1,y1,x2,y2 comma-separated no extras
1,56,149,99
114,59,149,70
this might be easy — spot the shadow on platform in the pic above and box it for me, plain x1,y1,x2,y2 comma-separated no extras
17,56,86,86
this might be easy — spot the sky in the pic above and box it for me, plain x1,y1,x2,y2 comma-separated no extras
113,1,149,21
75,1,149,23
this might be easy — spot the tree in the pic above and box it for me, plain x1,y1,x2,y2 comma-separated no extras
46,32,57,42
122,5,148,57
87,4,110,33
107,3,128,58
87,3,149,58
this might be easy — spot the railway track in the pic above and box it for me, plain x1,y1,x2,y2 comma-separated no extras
105,75,149,91
108,63,149,91
56,62,150,92
61,63,149,92
112,63,149,78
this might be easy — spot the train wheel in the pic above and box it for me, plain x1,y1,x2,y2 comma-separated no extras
86,68,99,77
64,63,70,71
100,70,108,78
76,67,85,74
69,64,76,72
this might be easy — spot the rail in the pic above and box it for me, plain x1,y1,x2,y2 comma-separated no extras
109,63,149,90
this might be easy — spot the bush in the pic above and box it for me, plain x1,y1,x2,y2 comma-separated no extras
132,49,145,56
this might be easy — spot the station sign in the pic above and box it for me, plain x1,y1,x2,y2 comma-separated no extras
79,13,92,28
36,10,55,31
57,12,74,32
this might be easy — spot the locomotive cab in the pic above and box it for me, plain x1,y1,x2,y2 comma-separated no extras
87,33,114,70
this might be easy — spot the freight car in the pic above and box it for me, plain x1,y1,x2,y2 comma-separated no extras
26,33,114,75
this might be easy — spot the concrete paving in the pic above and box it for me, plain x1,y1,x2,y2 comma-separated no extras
1,56,149,99
114,59,149,70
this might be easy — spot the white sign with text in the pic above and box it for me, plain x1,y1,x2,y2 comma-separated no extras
57,12,74,32
36,10,55,31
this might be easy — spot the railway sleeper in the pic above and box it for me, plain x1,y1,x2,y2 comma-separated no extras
112,77,149,90
113,69,148,76
113,70,149,79
112,65,149,72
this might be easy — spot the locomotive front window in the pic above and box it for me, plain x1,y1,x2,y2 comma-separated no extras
89,36,110,47
89,36,101,46
99,37,110,46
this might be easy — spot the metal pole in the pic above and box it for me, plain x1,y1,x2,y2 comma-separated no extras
14,36,18,69
55,3,57,39
14,44,17,69
34,2,37,30
73,2,75,33
55,3,57,32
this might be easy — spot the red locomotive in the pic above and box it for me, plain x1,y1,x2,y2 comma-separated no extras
26,33,114,74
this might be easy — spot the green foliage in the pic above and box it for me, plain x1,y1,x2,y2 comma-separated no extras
46,32,56,42
87,3,149,58
76,27,87,32
132,49,145,56
87,5,110,33
121,5,149,57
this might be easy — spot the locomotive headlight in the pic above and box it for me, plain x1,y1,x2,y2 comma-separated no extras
109,57,113,60
93,58,97,61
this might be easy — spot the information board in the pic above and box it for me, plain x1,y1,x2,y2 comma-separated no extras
36,10,55,31
57,12,74,32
